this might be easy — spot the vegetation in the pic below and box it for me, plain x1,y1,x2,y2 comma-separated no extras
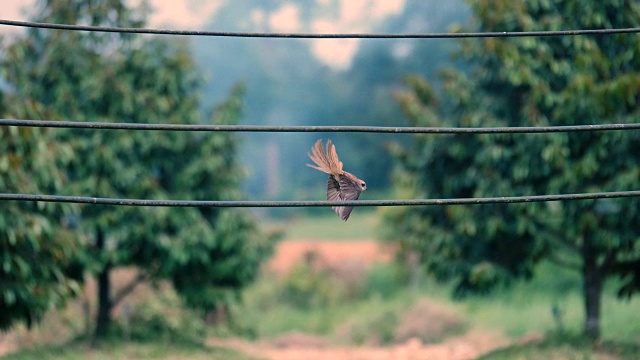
228,216,640,346
477,336,640,360
2,227,639,358
385,0,640,340
0,94,83,330
0,0,276,338
323,0,470,190
2,0,640,358
194,0,470,196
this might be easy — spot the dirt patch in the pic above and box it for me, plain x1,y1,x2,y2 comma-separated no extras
0,333,19,357
267,239,394,275
270,331,330,349
217,239,511,359
209,327,509,360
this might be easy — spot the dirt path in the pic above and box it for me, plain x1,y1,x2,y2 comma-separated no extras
209,327,509,360
224,239,510,360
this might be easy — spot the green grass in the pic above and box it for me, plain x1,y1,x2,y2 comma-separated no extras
458,261,640,342
463,288,640,341
260,204,640,355
264,210,640,344
238,294,408,338
234,258,640,348
232,268,420,339
4,261,640,360
263,210,381,240
477,335,640,360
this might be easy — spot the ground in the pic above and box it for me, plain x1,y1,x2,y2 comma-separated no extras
212,238,512,360
0,239,515,360
209,327,510,360
267,239,395,274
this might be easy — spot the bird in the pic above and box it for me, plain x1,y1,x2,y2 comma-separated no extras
307,139,367,221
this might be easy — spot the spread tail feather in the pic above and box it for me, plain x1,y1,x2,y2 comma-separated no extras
307,139,343,176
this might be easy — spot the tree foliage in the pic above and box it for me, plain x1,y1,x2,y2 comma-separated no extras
385,0,640,339
1,0,276,335
0,93,82,330
194,0,471,196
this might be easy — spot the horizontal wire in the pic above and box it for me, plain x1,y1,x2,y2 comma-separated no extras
3,119,640,134
2,19,640,39
2,190,639,208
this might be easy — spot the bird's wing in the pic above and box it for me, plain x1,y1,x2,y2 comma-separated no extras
326,175,362,221
327,175,342,201
338,175,363,201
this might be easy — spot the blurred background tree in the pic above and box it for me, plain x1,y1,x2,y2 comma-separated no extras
1,0,276,339
3,0,639,348
322,0,470,191
194,0,470,199
0,83,83,331
385,0,640,340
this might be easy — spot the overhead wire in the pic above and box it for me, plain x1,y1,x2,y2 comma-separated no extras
2,191,640,207
1,19,640,39
1,19,640,208
2,119,640,134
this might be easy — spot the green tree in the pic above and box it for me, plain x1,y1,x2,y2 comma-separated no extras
0,88,82,330
386,0,640,340
2,0,275,338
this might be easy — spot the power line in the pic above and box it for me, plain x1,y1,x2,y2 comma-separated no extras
1,19,640,39
2,190,639,208
3,119,640,134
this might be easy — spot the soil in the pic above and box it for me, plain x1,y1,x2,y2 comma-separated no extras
209,327,509,360
267,239,395,274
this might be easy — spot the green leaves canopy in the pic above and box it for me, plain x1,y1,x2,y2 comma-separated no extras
1,0,275,329
0,106,82,330
386,0,640,297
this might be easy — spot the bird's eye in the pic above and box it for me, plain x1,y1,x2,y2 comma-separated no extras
361,182,366,188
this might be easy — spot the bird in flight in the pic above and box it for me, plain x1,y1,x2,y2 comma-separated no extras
307,139,367,221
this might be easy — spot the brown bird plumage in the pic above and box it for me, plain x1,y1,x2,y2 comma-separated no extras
307,139,367,221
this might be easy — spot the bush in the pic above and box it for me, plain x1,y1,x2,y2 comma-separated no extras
118,291,206,344
393,299,467,344
363,263,409,299
280,251,343,308
335,310,399,345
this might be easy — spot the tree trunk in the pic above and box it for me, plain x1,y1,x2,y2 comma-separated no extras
582,233,603,340
94,227,112,339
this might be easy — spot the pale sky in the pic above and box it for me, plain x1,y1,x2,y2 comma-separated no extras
1,0,26,24
0,0,405,68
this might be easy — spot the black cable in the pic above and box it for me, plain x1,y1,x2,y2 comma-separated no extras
3,119,640,134
2,190,639,207
1,19,639,39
